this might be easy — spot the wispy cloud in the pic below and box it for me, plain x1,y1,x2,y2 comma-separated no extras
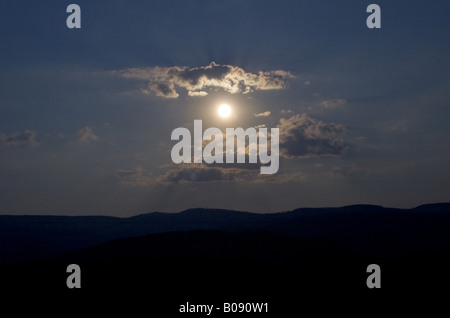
119,62,293,98
0,130,38,147
281,109,294,115
77,127,99,144
254,111,271,117
320,98,347,109
114,166,153,187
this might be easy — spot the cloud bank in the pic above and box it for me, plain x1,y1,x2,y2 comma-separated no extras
157,164,308,185
120,62,293,98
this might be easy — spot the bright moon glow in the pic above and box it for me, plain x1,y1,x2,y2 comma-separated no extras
218,104,231,118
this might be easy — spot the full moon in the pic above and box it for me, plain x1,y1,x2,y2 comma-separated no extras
218,104,231,118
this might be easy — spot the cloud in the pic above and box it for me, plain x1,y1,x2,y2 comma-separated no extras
0,130,38,147
147,81,178,98
278,114,347,158
157,163,307,185
158,164,256,184
120,62,293,98
254,111,271,117
77,127,99,144
320,98,347,109
188,90,208,97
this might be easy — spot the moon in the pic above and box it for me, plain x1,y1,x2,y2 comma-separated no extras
218,104,231,118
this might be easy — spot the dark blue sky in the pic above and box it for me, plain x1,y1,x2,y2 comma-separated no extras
0,0,449,215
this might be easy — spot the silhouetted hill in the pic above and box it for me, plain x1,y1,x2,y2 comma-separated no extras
413,202,450,212
1,203,449,265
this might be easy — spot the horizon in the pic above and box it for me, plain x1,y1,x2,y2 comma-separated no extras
2,201,449,218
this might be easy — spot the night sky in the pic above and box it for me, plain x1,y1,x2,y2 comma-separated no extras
0,0,449,216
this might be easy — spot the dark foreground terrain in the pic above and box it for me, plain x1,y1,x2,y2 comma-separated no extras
2,204,450,315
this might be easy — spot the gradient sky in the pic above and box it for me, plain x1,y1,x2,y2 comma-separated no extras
0,0,449,216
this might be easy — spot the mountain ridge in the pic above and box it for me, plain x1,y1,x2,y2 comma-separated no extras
0,203,449,265
4,202,447,218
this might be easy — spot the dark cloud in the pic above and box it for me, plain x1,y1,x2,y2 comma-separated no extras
278,114,347,158
0,130,38,147
177,62,230,86
148,82,178,98
120,62,293,98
